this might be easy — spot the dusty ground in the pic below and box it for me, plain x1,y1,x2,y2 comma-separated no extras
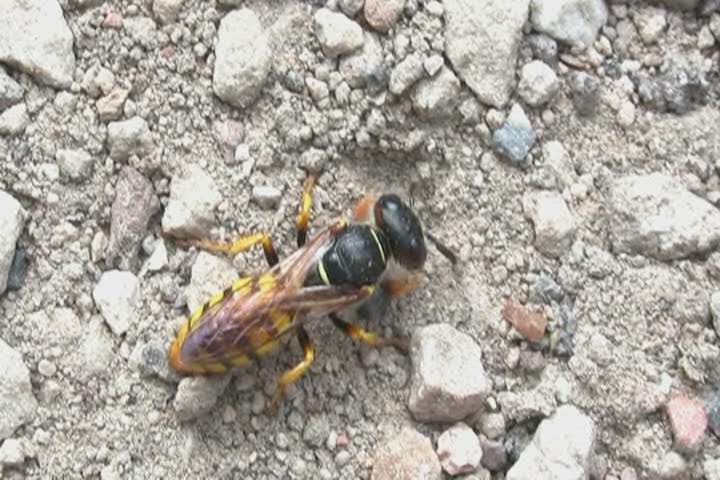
1,0,720,478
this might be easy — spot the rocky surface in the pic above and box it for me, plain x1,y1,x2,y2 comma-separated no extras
1,0,720,478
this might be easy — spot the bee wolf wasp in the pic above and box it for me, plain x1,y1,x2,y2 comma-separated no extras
168,175,456,410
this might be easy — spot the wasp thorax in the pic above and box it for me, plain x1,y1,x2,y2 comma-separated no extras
374,194,427,270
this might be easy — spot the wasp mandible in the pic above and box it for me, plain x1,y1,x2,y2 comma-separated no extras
168,175,456,410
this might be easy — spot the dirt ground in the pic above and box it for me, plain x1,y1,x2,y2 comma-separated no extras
1,0,720,479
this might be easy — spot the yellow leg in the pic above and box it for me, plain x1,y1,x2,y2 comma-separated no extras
329,313,410,353
268,326,315,413
296,175,317,248
180,232,279,267
381,273,426,298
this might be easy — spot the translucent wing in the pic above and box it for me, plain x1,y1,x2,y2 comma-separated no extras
169,221,374,373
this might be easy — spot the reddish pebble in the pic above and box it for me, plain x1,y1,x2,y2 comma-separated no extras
212,120,245,147
666,395,707,452
364,0,404,32
102,12,123,29
501,301,547,342
336,432,349,448
160,46,176,59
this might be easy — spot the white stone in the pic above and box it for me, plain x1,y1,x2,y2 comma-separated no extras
0,103,28,136
161,165,221,237
0,0,75,88
56,149,94,181
437,422,482,476
0,339,38,440
409,324,492,422
213,9,272,109
185,252,238,313
506,405,595,480
530,0,608,48
107,116,154,161
411,67,461,119
523,191,576,258
609,173,720,260
389,53,424,95
314,8,364,58
174,375,232,421
92,270,140,336
518,60,559,107
634,6,667,44
0,66,23,111
0,438,25,466
0,191,25,295
252,186,282,210
444,0,529,108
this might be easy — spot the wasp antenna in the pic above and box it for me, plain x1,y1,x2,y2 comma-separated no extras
426,232,458,266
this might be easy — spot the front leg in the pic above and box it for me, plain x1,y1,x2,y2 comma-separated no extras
329,313,409,353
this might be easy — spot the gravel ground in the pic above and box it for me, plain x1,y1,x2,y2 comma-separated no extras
1,0,720,479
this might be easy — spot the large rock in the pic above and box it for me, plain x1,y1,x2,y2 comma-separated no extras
0,191,26,295
608,173,720,260
443,0,529,108
213,9,272,109
506,405,595,480
161,165,221,238
409,324,492,422
0,0,75,88
107,167,161,268
0,338,38,440
530,0,608,48
372,428,441,480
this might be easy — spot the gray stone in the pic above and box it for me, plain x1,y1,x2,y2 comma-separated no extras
252,185,282,210
569,71,600,117
530,0,608,48
124,16,157,49
174,374,231,421
339,0,365,16
56,149,94,181
5,246,26,292
424,55,444,77
0,191,25,295
409,323,492,422
527,34,558,65
712,292,720,340
634,6,667,44
314,8,364,58
338,32,384,90
107,117,154,161
492,104,536,166
444,0,529,108
303,415,330,448
153,0,183,24
76,319,114,379
518,60,559,107
185,252,238,313
411,67,461,119
92,270,140,336
372,428,441,480
0,338,38,440
161,165,221,238
523,191,576,258
656,0,700,10
213,9,272,109
609,173,720,260
389,53,424,95
436,422,482,476
0,0,75,88
364,0,404,32
0,67,23,111
0,103,29,136
506,405,595,480
478,435,507,471
108,167,161,268
636,61,709,114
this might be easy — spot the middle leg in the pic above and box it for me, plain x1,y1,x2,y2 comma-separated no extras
268,325,316,412
296,174,317,248
176,232,279,267
329,313,410,353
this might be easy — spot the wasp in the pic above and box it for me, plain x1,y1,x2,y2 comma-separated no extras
168,175,456,410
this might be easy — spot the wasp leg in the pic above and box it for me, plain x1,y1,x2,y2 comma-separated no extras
296,174,317,248
381,272,425,298
179,232,279,267
329,313,410,353
268,326,315,413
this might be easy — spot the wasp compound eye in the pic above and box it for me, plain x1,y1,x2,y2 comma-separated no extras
374,194,427,270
